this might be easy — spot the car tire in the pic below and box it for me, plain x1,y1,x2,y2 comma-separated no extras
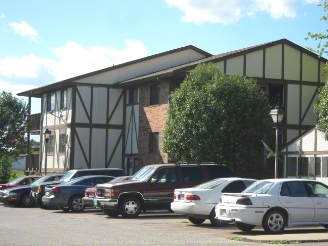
119,197,141,218
36,199,48,209
188,216,206,225
262,210,286,234
68,195,85,212
105,210,119,217
235,222,256,232
209,208,229,227
20,193,34,208
58,206,70,212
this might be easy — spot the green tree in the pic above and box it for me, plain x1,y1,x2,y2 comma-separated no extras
0,91,28,158
163,63,272,176
0,155,15,183
305,0,328,70
315,85,328,140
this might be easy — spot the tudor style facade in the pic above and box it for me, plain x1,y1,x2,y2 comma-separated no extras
18,39,327,177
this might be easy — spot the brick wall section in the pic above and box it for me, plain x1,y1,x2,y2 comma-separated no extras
138,81,170,166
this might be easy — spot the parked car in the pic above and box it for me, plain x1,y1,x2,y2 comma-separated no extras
171,177,256,226
215,179,328,234
82,176,132,210
2,174,63,207
96,163,234,218
31,168,124,209
0,175,41,190
42,175,115,212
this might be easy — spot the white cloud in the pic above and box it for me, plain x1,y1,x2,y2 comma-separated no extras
0,39,148,96
0,13,5,19
165,0,318,24
9,21,39,41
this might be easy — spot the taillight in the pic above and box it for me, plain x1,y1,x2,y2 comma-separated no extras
173,193,176,199
52,187,60,194
186,195,200,201
236,197,252,205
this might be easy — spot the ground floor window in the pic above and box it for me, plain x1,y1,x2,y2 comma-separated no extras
286,156,328,178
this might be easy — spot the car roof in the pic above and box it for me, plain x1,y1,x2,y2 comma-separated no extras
259,178,321,182
24,175,42,178
147,163,229,167
219,177,257,181
69,168,123,171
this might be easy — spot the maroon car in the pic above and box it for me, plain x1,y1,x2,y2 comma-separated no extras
0,175,41,190
82,176,131,210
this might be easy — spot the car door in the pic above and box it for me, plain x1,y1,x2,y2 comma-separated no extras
305,181,328,222
278,181,314,223
144,167,178,208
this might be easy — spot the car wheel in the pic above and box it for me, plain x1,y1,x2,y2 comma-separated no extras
263,210,286,234
188,216,206,225
235,222,256,232
119,197,141,218
58,206,70,212
209,208,229,227
68,195,85,212
36,199,47,209
20,194,34,207
105,210,119,217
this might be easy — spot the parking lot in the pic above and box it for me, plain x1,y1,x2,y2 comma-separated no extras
1,204,328,246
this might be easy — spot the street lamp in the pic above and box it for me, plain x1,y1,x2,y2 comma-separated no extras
270,107,284,179
44,128,51,175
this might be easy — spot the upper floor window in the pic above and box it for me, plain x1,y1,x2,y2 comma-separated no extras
60,90,67,110
149,132,159,153
59,134,66,153
150,84,160,105
269,84,284,108
128,88,138,104
47,93,56,112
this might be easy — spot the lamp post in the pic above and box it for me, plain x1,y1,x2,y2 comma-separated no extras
270,107,284,179
44,128,51,175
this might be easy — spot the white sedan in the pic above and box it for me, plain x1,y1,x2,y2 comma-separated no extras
171,177,256,226
215,178,328,234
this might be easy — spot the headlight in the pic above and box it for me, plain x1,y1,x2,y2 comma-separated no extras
104,189,115,198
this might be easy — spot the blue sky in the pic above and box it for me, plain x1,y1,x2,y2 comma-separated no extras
0,0,326,113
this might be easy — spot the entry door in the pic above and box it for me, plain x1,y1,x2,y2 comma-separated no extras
279,181,314,223
305,181,328,222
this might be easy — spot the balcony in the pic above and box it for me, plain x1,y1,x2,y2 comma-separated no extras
27,113,41,134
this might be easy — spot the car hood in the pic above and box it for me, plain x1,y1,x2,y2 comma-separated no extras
5,185,31,193
96,179,143,188
32,180,63,187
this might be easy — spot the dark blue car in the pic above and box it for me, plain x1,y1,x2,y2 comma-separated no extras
42,175,114,212
2,174,63,207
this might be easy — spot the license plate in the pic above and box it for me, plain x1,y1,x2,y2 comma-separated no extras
45,192,49,196
178,194,184,200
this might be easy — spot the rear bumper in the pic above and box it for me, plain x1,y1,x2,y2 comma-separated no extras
82,197,96,208
171,202,213,217
42,196,66,207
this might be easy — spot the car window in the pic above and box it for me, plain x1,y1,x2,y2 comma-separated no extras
181,166,202,182
131,166,157,181
194,179,228,189
204,165,233,179
243,180,256,188
222,180,246,193
60,170,76,182
280,182,291,196
151,168,177,183
283,181,309,197
306,182,328,198
243,181,274,194
8,176,25,184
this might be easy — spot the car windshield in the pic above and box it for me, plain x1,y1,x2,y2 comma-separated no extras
62,176,87,185
8,176,25,184
31,176,53,185
131,166,157,182
60,170,76,182
194,179,228,189
242,180,274,194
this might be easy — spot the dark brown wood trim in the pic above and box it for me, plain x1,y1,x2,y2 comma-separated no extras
282,151,328,155
106,130,123,168
224,60,227,74
300,87,318,124
263,48,265,78
257,78,324,86
124,109,133,149
299,84,302,136
133,106,138,144
284,83,288,145
282,44,284,80
89,87,93,168
75,129,90,168
286,124,313,130
76,88,91,122
300,52,303,82
107,90,124,124
122,89,127,170
315,128,317,151
74,123,123,129
70,86,77,169
318,59,321,82
105,87,109,169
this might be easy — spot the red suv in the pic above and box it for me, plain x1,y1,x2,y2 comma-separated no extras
96,163,234,218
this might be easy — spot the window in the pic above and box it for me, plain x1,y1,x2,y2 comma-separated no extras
181,166,202,182
149,133,159,153
299,157,309,176
128,88,138,104
150,84,160,105
222,181,246,193
286,157,297,176
306,182,328,197
48,135,55,153
47,93,56,111
269,84,284,108
284,181,309,197
59,134,66,153
60,90,67,109
315,157,321,177
150,167,177,183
